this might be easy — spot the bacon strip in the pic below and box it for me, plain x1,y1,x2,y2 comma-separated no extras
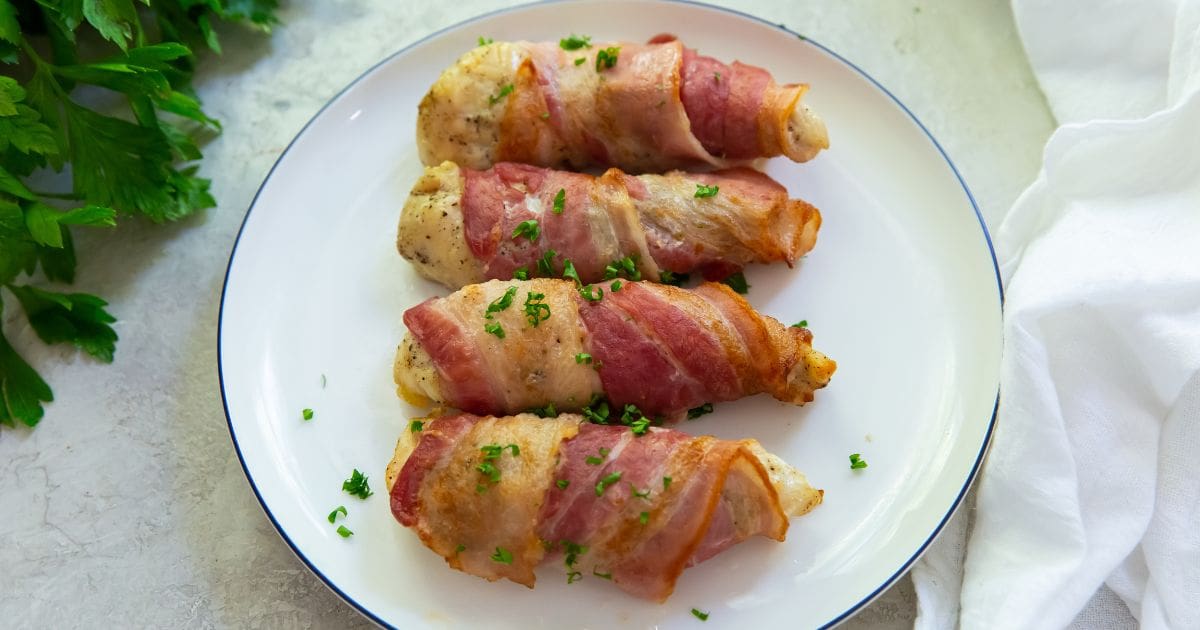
397,161,821,289
386,413,822,601
395,279,836,419
416,38,828,172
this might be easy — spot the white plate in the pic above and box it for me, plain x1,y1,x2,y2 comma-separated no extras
218,1,1002,627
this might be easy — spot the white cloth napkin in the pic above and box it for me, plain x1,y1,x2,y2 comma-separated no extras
911,1,1200,628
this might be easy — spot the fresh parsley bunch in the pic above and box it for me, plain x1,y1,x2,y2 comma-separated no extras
0,0,278,428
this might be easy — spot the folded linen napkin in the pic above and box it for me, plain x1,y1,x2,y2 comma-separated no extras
911,1,1200,628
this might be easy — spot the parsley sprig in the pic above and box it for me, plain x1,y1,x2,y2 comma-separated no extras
0,1,277,429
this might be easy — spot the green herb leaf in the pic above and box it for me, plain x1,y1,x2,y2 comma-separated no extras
342,469,374,499
579,284,603,301
721,272,750,294
850,453,868,470
302,408,313,421
639,511,649,525
631,485,651,500
559,34,592,50
659,270,688,286
574,353,592,364
488,83,514,106
478,36,493,46
694,183,719,198
523,291,550,327
582,394,611,425
485,286,519,319
512,267,529,280
327,506,347,523
663,476,672,490
455,543,466,555
791,319,809,328
0,316,54,427
528,402,557,418
610,280,622,292
537,249,558,276
336,525,353,538
562,259,581,285
491,546,513,564
409,419,424,433
592,567,612,580
574,57,585,66
484,322,505,339
603,254,641,281
556,479,570,490
512,219,540,242
552,188,566,214
7,285,117,362
595,471,622,496
595,46,619,71
691,608,709,621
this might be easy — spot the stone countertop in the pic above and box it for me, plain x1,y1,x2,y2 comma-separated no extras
0,1,1053,627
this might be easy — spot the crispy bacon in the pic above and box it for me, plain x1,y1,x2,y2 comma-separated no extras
398,161,821,289
395,279,836,419
386,413,822,600
416,38,828,172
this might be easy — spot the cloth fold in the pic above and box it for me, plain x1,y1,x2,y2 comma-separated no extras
912,0,1200,628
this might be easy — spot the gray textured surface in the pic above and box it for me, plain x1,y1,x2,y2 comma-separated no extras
0,1,1053,627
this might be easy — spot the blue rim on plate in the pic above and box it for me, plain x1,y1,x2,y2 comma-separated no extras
217,1,1003,627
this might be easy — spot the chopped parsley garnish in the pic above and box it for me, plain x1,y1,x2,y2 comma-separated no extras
574,57,586,65
692,608,709,621
687,403,714,419
631,485,652,501
620,403,644,424
553,188,566,214
585,446,610,465
540,111,550,119
582,394,611,424
562,540,587,567
478,36,494,46
488,83,515,105
575,353,593,364
491,547,513,564
562,259,582,285
342,469,373,499
327,506,347,523
592,568,613,580
485,322,505,338
694,183,719,198
513,267,530,280
610,280,623,292
559,34,592,50
850,453,868,470
512,219,540,242
476,443,520,491
485,286,519,319
528,402,558,418
603,254,642,281
302,408,314,421
639,511,649,525
579,285,604,301
659,270,689,286
663,476,673,490
630,417,651,435
595,471,623,496
791,319,809,328
595,46,620,71
524,291,551,326
537,249,559,276
410,420,424,433
336,525,354,538
722,272,750,294
455,543,466,555
556,479,570,490
567,571,583,583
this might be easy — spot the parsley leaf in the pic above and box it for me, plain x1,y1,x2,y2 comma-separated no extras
6,285,117,362
484,286,518,319
692,608,709,621
574,353,592,364
595,471,622,496
694,183,719,198
302,408,314,421
342,469,374,499
484,322,505,339
336,525,354,538
478,36,493,46
721,272,750,294
850,453,868,470
659,270,688,286
791,319,809,328
488,83,514,106
559,34,592,50
556,479,570,490
595,46,620,71
491,547,513,564
523,291,550,326
327,506,347,523
409,419,424,433
0,306,54,427
552,188,566,214
512,219,539,242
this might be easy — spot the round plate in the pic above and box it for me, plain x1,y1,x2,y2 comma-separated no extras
218,1,1002,627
